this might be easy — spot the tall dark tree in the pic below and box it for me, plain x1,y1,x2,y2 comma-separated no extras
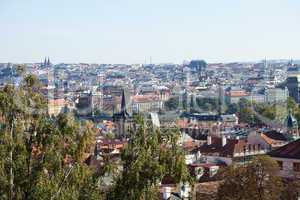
108,116,191,200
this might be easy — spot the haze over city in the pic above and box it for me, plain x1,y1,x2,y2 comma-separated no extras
1,0,300,64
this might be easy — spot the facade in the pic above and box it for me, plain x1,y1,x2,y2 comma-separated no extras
286,66,300,103
269,139,300,179
225,88,250,104
265,87,288,103
131,95,163,113
194,135,268,165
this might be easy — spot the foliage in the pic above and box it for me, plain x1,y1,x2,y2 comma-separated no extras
217,156,283,200
0,75,101,200
164,96,179,111
196,97,218,112
108,116,191,200
281,179,300,200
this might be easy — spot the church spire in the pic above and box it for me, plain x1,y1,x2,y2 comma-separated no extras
121,89,126,113
44,57,47,66
47,57,50,66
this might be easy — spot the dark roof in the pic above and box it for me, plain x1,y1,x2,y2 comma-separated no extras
287,66,300,72
180,112,220,121
194,137,247,158
268,139,300,159
262,130,288,141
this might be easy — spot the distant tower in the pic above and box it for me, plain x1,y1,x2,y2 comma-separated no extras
190,94,195,112
113,89,130,137
43,57,47,67
284,110,299,140
47,57,51,66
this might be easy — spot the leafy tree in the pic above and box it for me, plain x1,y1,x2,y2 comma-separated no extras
281,179,300,200
164,96,179,111
0,75,101,200
196,97,218,112
108,116,191,200
217,156,283,200
226,103,238,114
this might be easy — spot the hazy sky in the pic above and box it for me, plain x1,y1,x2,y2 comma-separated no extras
1,0,300,64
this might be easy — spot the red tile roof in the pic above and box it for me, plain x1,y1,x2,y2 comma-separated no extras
269,139,300,159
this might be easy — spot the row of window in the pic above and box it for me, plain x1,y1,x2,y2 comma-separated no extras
277,161,300,172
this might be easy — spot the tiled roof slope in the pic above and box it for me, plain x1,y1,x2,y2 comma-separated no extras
268,139,300,159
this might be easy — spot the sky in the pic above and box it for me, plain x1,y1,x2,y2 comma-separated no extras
0,0,300,64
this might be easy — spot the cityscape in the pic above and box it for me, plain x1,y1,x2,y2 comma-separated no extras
1,0,300,200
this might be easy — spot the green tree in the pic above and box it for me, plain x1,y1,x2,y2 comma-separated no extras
108,116,191,200
217,156,283,200
0,75,101,200
164,96,179,111
226,103,238,114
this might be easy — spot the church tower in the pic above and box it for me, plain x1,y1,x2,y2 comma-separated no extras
113,89,130,138
284,110,299,140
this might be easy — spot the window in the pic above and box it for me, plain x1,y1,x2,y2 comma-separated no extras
293,162,300,172
277,161,283,170
258,144,261,151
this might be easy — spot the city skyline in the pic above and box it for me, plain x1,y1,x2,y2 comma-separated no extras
1,0,300,64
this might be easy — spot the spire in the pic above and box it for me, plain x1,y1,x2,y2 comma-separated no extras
44,57,47,66
121,89,126,113
47,57,50,66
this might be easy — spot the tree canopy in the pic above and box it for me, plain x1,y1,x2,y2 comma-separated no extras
0,75,101,200
217,156,283,200
108,116,191,200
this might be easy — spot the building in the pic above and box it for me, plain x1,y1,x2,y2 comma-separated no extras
131,94,163,113
265,87,289,103
113,90,131,138
286,66,300,103
225,87,250,104
269,139,300,179
193,135,268,165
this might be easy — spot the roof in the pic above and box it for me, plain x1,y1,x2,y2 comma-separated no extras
262,130,288,141
180,112,220,121
194,137,247,157
287,66,300,72
131,95,159,103
268,139,300,159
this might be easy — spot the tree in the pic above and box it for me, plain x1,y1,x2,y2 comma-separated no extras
281,179,300,200
108,116,191,200
0,75,102,200
164,96,179,111
226,103,238,114
217,156,283,200
196,97,218,112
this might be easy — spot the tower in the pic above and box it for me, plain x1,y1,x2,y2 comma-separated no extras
113,89,130,138
43,57,47,67
284,110,299,140
47,57,51,66
286,66,300,103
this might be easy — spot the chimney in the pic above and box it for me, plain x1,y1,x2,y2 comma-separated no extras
222,135,227,146
163,187,171,200
207,135,212,145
